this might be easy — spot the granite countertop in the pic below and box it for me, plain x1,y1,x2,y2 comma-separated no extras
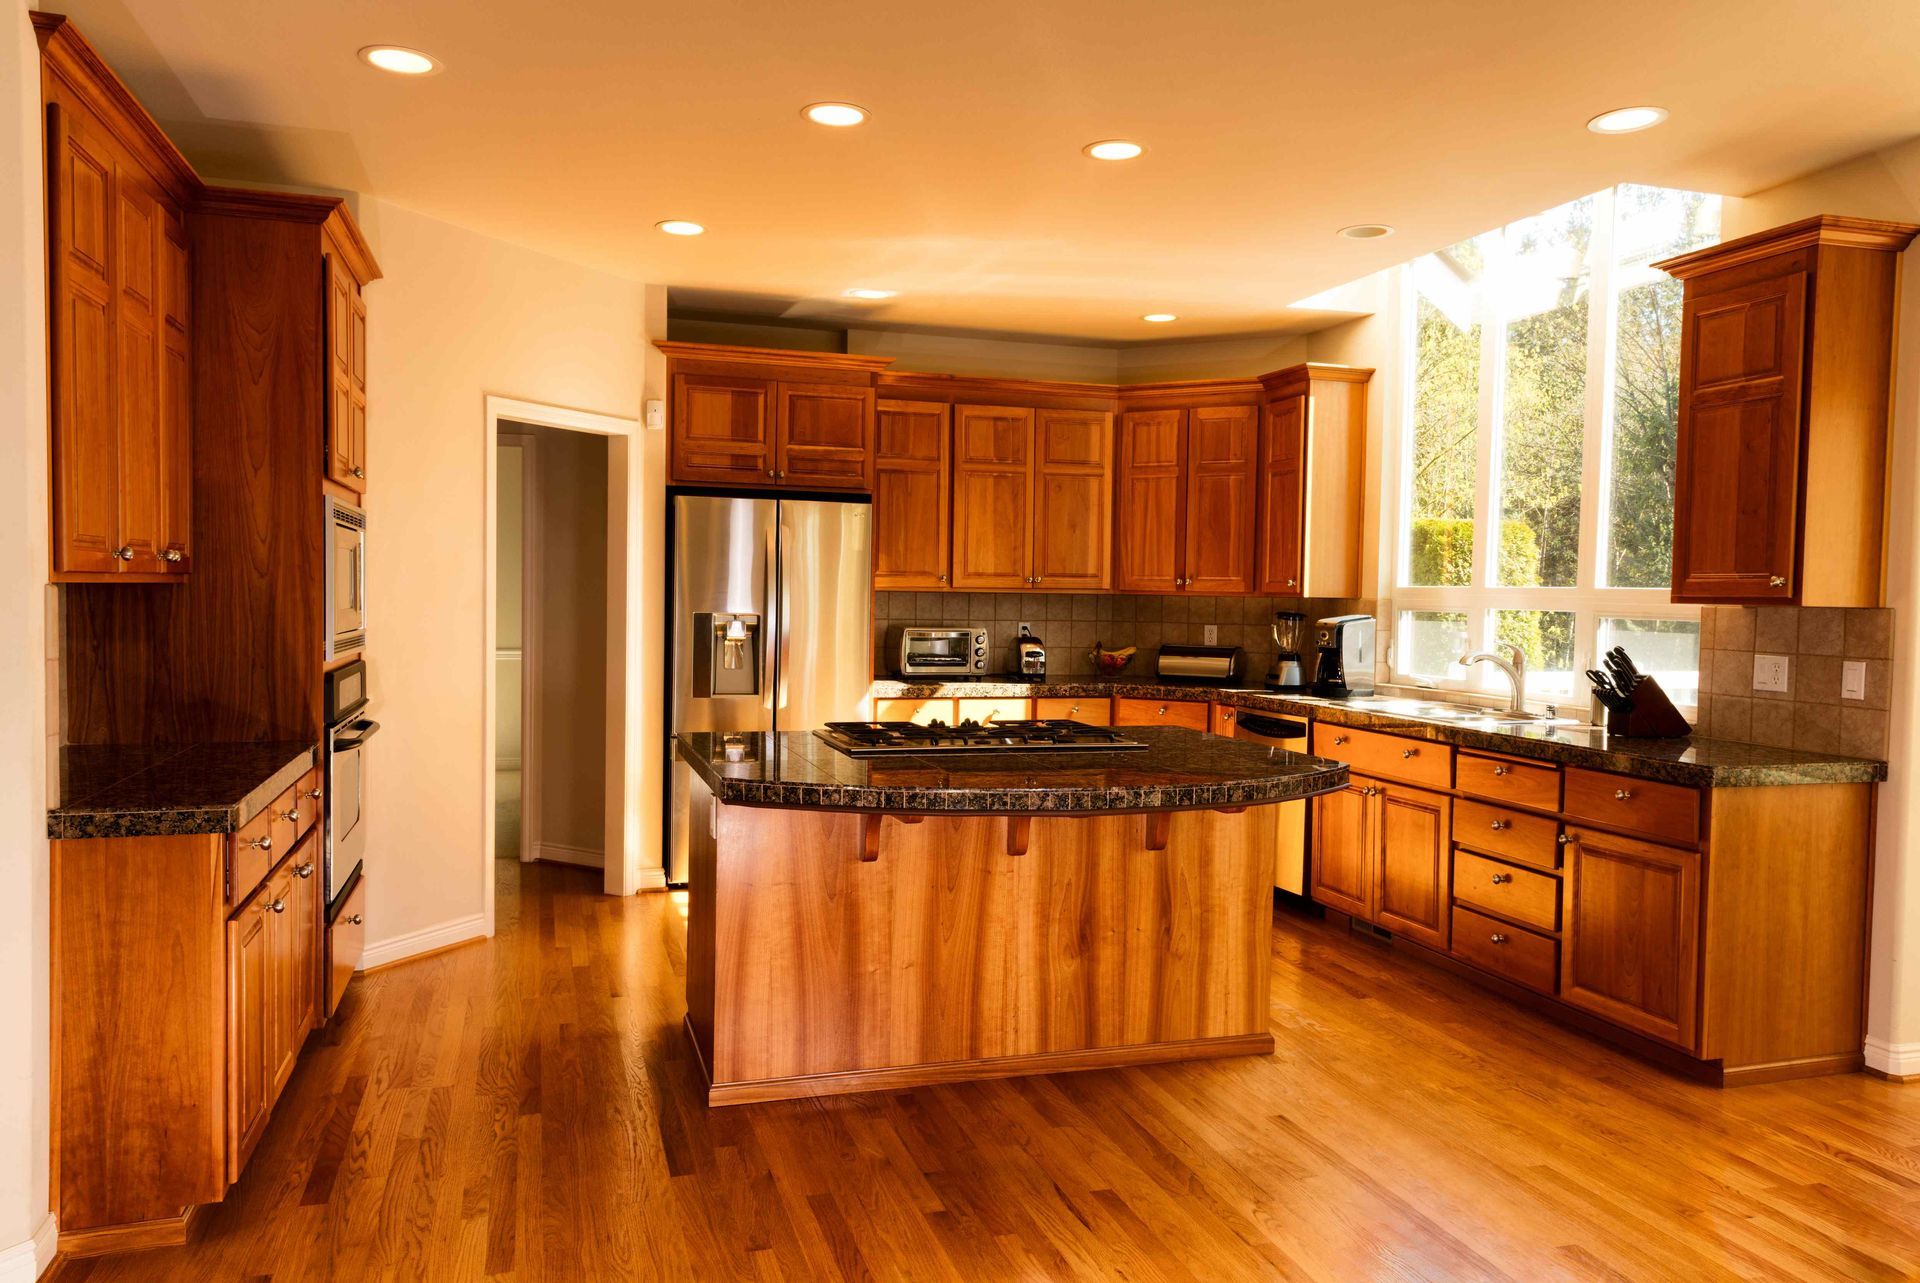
675,727,1348,813
49,741,319,839
868,676,1887,788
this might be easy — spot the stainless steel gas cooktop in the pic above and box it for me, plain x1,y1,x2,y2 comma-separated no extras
815,719,1149,757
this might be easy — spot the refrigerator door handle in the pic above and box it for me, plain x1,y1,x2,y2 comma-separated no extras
776,519,793,717
763,518,778,716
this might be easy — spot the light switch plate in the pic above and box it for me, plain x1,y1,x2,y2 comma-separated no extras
1752,653,1790,694
1203,624,1219,645
644,399,665,430
1842,660,1867,700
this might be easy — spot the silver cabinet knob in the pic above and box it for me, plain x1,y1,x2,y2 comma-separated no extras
295,862,315,879
1490,819,1510,831
776,469,786,480
1332,735,1348,746
280,808,300,823
351,466,366,479
1768,575,1787,587
1614,789,1634,801
113,545,135,561
1491,872,1513,884
766,468,776,478
266,898,286,914
158,548,184,563
346,913,364,926
1492,765,1510,777
1557,833,1572,845
938,574,947,583
1490,933,1509,944
1286,578,1297,589
305,788,322,800
244,835,272,852
1401,748,1417,759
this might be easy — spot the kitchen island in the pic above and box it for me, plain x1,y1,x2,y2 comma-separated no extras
674,727,1347,1105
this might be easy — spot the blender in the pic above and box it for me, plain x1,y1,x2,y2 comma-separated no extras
1266,611,1307,692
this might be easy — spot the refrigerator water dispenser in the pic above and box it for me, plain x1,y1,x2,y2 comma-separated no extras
692,612,762,697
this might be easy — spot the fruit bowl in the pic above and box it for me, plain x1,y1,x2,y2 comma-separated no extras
1090,643,1136,676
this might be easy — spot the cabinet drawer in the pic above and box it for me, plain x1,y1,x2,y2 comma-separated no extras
1451,905,1558,995
1563,768,1699,846
289,767,323,846
1035,696,1112,725
954,697,1032,725
1311,724,1450,789
229,800,282,908
1452,798,1561,871
1210,704,1240,736
1456,751,1560,812
327,873,366,1017
1112,698,1210,731
1453,850,1559,932
874,698,954,725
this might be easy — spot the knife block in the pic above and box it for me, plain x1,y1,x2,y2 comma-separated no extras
1605,676,1693,738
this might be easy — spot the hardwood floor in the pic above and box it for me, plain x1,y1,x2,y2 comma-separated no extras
53,860,1920,1282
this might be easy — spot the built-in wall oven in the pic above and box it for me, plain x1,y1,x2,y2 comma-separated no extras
323,659,379,916
326,496,367,660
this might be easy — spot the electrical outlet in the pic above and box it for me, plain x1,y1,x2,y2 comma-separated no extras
1203,624,1219,645
1842,660,1867,700
1017,621,1030,639
1752,653,1790,694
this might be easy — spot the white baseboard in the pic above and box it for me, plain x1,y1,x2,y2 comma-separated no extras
0,1214,57,1281
636,865,668,891
535,842,603,868
1865,1036,1920,1078
361,913,490,971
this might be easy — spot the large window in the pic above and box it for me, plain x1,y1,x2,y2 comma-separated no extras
1392,184,1720,707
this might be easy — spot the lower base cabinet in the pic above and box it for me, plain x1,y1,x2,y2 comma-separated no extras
1309,775,1451,949
1559,825,1700,1048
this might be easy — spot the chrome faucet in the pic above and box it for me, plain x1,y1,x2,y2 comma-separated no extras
1459,643,1528,713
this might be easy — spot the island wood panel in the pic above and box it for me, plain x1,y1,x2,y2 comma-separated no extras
63,203,332,745
53,834,228,1239
691,800,1276,1100
871,399,950,588
1030,408,1112,589
949,405,1033,589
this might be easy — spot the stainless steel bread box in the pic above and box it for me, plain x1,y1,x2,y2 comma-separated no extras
1155,643,1243,683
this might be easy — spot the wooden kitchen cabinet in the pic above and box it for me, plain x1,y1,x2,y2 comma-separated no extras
1111,697,1209,730
1030,409,1113,588
1114,408,1185,592
325,256,370,492
39,14,199,581
872,399,951,588
1114,392,1264,594
951,405,1034,588
1560,825,1700,1048
1309,780,1374,919
1183,404,1259,594
1257,364,1372,597
1654,216,1918,606
777,381,874,488
1310,774,1450,949
226,874,273,1179
671,372,774,485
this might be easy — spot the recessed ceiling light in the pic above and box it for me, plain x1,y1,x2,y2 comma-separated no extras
358,45,440,75
1337,224,1396,240
1084,140,1145,161
1587,105,1669,134
656,220,705,236
1142,313,1177,323
843,288,897,300
804,102,869,127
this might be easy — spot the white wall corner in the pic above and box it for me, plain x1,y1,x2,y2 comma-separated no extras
0,1213,56,1282
360,913,490,972
534,842,603,868
1865,1036,1920,1079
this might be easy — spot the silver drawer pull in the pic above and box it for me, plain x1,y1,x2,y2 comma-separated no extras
305,788,322,800
1492,765,1510,777
295,862,315,879
1557,833,1572,845
265,898,286,915
345,914,364,926
1332,735,1349,746
1402,749,1417,759
1614,788,1634,801
1490,872,1513,885
1768,575,1787,587
243,835,271,852
1157,706,1167,715
1490,933,1509,944
1490,819,1511,831
280,808,300,823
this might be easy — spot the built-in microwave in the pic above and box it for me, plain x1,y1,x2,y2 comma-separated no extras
325,496,367,660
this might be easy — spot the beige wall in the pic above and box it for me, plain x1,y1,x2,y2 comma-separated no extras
846,327,1122,382
355,196,647,956
1722,136,1920,1074
1,0,52,1265
1114,332,1311,383
523,425,608,861
495,444,524,768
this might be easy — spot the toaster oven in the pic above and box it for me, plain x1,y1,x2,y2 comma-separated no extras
895,626,989,677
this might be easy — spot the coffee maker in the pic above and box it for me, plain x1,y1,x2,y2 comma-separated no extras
1311,615,1376,698
1017,625,1047,678
1266,611,1308,692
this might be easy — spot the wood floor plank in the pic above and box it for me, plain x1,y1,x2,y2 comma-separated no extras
49,861,1920,1283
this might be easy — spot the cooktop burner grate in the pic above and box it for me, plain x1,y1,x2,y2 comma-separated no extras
815,719,1150,756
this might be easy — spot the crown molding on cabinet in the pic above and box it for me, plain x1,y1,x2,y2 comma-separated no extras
653,340,895,372
1652,214,1920,279
31,11,199,203
198,187,384,283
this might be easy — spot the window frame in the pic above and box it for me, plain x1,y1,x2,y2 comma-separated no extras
1383,184,1704,712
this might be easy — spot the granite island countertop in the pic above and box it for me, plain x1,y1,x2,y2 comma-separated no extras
869,675,1887,789
675,726,1348,813
49,741,319,839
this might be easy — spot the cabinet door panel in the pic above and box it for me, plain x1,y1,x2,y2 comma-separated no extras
324,259,364,491
1561,826,1700,1048
1310,780,1372,918
1374,781,1450,949
1259,394,1305,595
112,164,165,572
672,373,774,485
157,205,191,571
48,101,121,575
1671,272,1806,601
950,406,1033,589
227,895,271,1180
777,381,873,489
1115,409,1184,591
1031,409,1112,589
1184,404,1258,594
873,400,950,588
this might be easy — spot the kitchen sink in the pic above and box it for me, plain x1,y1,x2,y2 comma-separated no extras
1307,695,1598,733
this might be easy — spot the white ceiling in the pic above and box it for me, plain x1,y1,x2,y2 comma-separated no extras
55,0,1920,342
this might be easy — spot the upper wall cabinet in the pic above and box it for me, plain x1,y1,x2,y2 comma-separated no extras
1114,391,1259,594
38,14,199,582
873,399,951,588
1653,216,1918,607
946,403,1115,591
1257,364,1372,598
325,255,370,493
658,342,890,491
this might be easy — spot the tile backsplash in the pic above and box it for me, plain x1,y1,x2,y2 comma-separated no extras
1693,605,1894,760
872,592,1368,681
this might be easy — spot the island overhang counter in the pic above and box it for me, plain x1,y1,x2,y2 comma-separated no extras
675,727,1347,1105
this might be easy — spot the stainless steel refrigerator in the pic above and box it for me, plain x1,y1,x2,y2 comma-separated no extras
668,494,872,882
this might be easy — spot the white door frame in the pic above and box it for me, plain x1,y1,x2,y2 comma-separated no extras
495,430,539,863
483,395,657,932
